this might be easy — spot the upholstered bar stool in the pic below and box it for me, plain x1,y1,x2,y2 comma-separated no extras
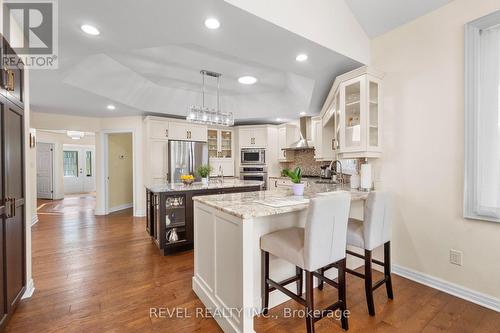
260,193,351,333
320,191,393,316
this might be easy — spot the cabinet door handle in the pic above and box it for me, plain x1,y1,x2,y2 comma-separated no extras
165,129,168,137
5,70,15,91
4,197,11,218
11,198,15,217
332,139,335,150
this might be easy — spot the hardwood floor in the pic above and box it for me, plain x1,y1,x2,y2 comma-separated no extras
5,197,499,332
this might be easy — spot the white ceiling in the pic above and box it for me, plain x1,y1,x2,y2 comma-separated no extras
30,0,362,123
345,0,452,38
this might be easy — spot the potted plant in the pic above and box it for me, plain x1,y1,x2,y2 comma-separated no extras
196,164,213,185
282,167,305,196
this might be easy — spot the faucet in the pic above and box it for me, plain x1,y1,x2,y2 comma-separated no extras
218,165,224,184
329,160,344,186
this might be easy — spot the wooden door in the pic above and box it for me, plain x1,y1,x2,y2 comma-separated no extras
0,97,7,328
2,97,26,315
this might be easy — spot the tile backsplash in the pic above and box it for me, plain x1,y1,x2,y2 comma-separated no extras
279,149,329,176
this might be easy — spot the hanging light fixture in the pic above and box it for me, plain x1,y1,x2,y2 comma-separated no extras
187,70,234,126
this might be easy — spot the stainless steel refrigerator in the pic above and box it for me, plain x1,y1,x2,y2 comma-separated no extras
168,140,208,183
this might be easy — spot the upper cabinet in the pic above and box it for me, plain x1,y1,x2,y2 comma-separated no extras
208,128,234,176
319,66,383,159
169,122,207,142
149,120,170,140
239,127,268,148
1,37,24,108
277,124,299,162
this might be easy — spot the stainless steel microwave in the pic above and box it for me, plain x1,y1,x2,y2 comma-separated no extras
241,148,266,165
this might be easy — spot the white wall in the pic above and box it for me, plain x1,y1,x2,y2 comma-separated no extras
31,113,145,217
372,0,500,299
224,0,370,64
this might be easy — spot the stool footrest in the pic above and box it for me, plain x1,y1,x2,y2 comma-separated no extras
372,277,388,291
313,301,344,322
312,271,339,289
268,275,301,293
345,268,365,279
346,250,385,267
266,278,306,306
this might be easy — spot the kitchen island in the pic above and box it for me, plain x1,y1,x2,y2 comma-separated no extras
192,186,368,333
145,179,263,255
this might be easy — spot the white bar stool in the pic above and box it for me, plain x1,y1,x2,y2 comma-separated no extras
260,193,351,333
320,191,393,316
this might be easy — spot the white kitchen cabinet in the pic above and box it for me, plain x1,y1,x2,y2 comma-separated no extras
277,124,298,162
148,140,168,184
239,127,268,148
208,128,234,176
319,66,383,159
169,122,207,141
149,120,170,140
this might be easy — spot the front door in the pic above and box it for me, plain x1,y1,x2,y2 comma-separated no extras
63,146,95,194
36,142,54,199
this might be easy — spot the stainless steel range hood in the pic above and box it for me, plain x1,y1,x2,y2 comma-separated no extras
284,117,315,150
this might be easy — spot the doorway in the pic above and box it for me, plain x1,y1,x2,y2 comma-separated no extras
36,142,54,199
105,133,133,213
63,145,96,194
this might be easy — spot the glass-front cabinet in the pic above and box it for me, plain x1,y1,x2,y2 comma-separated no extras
338,70,382,158
317,67,382,160
207,128,234,176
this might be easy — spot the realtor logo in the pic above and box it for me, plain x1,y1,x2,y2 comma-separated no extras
2,0,58,69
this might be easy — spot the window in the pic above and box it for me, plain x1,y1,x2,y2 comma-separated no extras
85,151,92,177
464,11,500,223
63,151,78,177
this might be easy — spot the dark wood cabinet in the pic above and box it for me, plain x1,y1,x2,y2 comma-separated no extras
0,35,26,331
1,37,24,108
146,185,261,255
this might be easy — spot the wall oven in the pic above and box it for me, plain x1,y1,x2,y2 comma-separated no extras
239,166,268,189
241,148,265,165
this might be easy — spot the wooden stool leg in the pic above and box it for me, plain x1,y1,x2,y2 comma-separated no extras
262,251,270,315
384,242,394,300
364,249,375,316
318,268,324,291
305,271,315,333
338,258,349,330
296,266,303,296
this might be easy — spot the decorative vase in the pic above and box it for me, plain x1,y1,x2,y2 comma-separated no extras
292,183,305,196
167,228,179,243
202,177,209,185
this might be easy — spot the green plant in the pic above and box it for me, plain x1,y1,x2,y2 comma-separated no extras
281,167,302,184
196,164,213,178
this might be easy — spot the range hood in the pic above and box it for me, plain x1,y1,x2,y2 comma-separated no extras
285,117,315,150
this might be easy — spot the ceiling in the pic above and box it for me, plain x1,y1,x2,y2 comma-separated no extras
30,0,362,123
346,0,453,38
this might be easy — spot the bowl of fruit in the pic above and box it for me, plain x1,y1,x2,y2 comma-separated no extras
180,174,195,185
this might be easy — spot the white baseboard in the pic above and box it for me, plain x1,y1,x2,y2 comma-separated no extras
94,208,106,216
134,209,145,217
108,203,133,214
22,278,35,299
392,264,500,312
31,214,39,226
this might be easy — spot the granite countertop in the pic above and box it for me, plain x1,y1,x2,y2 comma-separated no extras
146,179,263,193
193,185,368,219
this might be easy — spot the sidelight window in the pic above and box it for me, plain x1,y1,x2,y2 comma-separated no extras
63,151,78,177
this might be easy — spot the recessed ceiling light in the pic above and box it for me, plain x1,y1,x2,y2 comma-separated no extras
238,76,257,85
204,17,220,30
107,104,116,110
300,111,307,116
81,24,100,36
296,54,308,62
276,118,282,122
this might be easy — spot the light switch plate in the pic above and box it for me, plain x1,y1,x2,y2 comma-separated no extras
449,249,463,266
